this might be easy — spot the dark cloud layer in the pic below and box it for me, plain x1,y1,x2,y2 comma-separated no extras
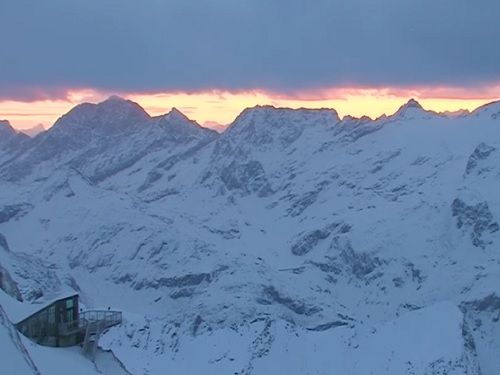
0,0,499,99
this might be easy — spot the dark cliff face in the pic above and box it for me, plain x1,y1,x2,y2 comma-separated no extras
452,198,499,248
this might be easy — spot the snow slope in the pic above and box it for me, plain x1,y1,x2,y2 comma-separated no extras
100,302,479,375
1,97,500,374
0,303,40,375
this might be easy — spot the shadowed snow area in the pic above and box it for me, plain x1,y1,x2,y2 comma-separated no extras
1,97,500,374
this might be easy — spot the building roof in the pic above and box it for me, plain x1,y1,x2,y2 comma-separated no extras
0,289,78,324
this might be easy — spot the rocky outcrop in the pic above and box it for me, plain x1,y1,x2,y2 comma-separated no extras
465,142,496,175
0,204,32,224
462,293,500,314
0,264,23,301
291,222,351,256
220,160,273,197
133,266,228,291
260,286,321,316
0,233,9,252
339,243,382,279
291,228,332,256
451,198,499,248
460,294,500,374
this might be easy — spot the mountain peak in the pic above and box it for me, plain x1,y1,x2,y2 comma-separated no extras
51,96,150,135
155,107,192,125
224,105,340,146
104,94,127,102
166,107,189,121
20,123,46,137
203,121,227,133
155,107,217,139
392,98,434,119
97,95,149,115
440,109,470,118
0,119,17,137
471,99,500,119
234,105,340,124
397,98,424,112
406,98,423,109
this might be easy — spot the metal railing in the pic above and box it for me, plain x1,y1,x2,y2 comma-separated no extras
58,310,122,336
80,310,122,326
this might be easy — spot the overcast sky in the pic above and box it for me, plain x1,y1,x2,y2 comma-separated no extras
0,0,499,100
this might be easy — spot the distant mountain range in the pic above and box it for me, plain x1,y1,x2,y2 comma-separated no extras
19,124,46,137
0,96,499,374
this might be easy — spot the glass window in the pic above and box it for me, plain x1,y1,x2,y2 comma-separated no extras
66,299,73,309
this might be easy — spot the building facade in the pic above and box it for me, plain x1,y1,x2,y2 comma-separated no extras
16,294,81,347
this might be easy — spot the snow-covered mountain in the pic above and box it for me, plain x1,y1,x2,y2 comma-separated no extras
203,120,227,133
0,96,216,184
0,120,31,165
19,124,46,138
1,97,499,374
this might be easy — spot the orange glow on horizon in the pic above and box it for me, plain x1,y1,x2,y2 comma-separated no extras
1,86,499,132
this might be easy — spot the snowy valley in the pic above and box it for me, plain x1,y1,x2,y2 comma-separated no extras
1,96,500,374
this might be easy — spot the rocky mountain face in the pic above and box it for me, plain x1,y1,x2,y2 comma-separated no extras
0,120,30,165
0,97,499,374
0,96,217,183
